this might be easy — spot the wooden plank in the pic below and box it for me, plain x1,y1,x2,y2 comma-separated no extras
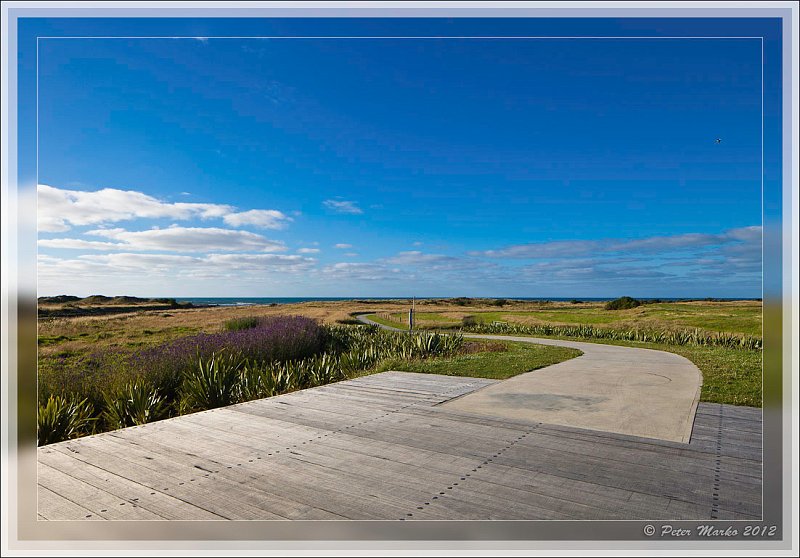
275,439,673,520
495,444,760,516
103,425,423,519
176,409,332,446
37,462,166,520
513,430,761,481
38,484,104,520
38,447,223,520
231,399,386,431
36,371,762,521
53,434,344,520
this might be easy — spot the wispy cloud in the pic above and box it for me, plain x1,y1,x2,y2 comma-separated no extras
297,248,320,254
323,199,363,215
470,226,761,260
222,209,292,230
321,262,398,281
334,243,353,249
384,251,461,266
38,252,316,293
37,184,292,232
78,226,286,253
37,238,126,251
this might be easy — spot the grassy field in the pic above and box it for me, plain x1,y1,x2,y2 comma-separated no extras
37,297,762,408
37,298,761,356
374,340,582,380
374,300,762,336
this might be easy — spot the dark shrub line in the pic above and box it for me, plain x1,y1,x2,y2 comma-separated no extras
464,322,762,350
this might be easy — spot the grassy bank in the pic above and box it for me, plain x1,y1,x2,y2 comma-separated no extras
374,340,582,380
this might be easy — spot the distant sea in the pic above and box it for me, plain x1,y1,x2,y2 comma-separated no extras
174,297,742,307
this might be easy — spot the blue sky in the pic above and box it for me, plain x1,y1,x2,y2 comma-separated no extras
32,19,774,297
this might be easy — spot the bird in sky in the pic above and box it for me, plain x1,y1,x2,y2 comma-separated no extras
715,138,722,144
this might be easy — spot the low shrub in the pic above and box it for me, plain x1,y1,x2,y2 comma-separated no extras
463,322,761,350
462,315,478,327
224,316,262,331
102,380,170,430
605,296,641,310
38,394,96,446
181,351,245,412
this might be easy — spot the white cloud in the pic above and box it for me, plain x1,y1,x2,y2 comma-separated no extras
222,209,292,230
203,253,315,273
323,199,363,215
38,252,316,290
385,251,457,266
297,248,320,254
382,251,480,275
472,240,600,259
37,238,126,251
334,243,353,249
471,226,762,260
37,184,292,232
343,252,359,257
322,262,397,281
83,226,286,253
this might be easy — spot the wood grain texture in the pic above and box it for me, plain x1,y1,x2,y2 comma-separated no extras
38,372,762,520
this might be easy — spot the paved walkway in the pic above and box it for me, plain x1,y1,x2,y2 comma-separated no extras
356,315,703,443
37,371,761,521
447,335,702,443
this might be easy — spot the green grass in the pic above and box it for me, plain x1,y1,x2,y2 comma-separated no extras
476,310,619,325
369,301,763,336
367,314,408,329
638,304,762,336
396,312,454,322
38,335,71,346
374,341,582,380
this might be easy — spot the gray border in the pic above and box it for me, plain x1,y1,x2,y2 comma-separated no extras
2,1,796,554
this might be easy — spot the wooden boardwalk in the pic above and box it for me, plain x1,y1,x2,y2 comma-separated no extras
38,371,762,521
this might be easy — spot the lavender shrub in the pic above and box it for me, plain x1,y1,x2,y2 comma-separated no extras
39,316,327,415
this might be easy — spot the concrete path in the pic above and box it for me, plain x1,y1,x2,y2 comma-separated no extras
355,312,408,331
356,315,703,443
446,335,702,443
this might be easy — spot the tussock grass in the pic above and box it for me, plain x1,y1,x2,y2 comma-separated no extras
375,341,582,380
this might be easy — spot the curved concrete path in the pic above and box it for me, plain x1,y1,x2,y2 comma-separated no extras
356,315,703,443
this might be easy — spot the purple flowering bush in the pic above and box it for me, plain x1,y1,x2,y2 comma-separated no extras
37,317,464,445
38,316,327,442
